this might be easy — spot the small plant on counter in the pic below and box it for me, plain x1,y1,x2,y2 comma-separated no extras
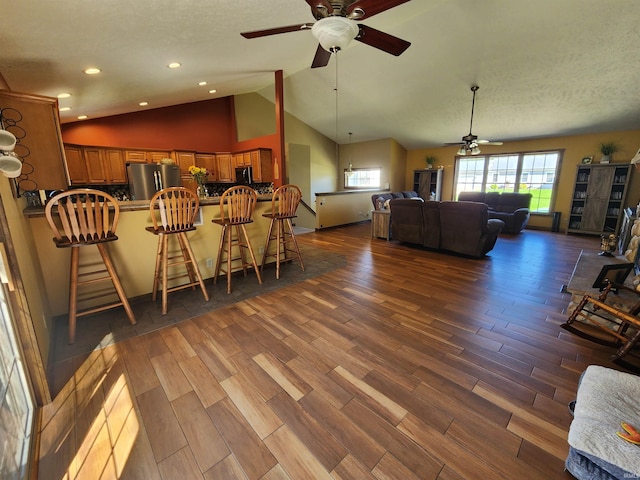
425,156,437,168
188,165,208,185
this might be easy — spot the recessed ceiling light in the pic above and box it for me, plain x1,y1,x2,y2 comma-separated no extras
84,67,101,75
59,107,71,111
209,89,217,94
168,62,181,69
57,93,71,99
139,102,148,106
77,115,88,120
198,81,207,86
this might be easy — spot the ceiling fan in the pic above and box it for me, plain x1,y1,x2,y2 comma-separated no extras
240,0,412,68
446,85,503,155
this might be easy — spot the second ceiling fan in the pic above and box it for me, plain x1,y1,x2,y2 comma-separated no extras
446,85,503,155
241,0,412,68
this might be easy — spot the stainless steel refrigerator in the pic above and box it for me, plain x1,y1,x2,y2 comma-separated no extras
127,163,182,200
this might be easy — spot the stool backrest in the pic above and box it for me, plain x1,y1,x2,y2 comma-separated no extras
271,184,302,217
149,187,199,232
218,185,257,224
45,189,120,247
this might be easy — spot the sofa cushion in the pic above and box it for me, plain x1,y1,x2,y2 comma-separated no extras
495,192,532,213
457,192,486,203
402,191,419,198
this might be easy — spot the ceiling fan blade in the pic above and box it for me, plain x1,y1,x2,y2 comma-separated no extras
311,44,332,68
477,140,504,145
351,0,411,19
304,0,333,19
444,142,464,146
355,24,411,56
241,23,313,39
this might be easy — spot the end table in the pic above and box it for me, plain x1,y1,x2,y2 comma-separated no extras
371,209,391,240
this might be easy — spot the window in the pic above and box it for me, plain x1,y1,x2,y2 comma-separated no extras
454,151,562,213
344,167,381,189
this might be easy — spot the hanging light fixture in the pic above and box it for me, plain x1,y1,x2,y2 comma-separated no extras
311,17,359,53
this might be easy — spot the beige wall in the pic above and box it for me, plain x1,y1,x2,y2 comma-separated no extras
340,138,407,192
407,129,640,231
0,179,51,368
315,192,379,229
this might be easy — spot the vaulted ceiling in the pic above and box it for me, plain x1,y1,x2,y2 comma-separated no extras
1,0,639,150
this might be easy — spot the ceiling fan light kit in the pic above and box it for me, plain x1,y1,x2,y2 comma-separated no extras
241,0,411,68
449,85,503,155
312,17,359,52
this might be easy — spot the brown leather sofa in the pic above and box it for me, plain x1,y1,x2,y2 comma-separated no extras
457,192,532,234
371,191,418,210
389,199,505,257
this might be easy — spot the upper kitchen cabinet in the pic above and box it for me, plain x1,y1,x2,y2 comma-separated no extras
0,90,67,191
216,153,233,182
233,152,252,168
250,148,273,183
195,153,217,182
84,147,127,184
174,151,196,175
64,145,89,185
124,149,171,164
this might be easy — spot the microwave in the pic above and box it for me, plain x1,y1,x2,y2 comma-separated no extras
235,166,253,184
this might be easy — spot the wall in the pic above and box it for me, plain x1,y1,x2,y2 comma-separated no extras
339,138,407,192
315,191,378,229
407,129,640,231
61,98,235,152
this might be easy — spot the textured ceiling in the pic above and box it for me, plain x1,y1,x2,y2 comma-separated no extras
1,0,639,150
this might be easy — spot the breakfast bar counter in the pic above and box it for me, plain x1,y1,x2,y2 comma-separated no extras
26,195,275,317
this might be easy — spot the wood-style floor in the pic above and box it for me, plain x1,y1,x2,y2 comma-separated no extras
37,224,619,480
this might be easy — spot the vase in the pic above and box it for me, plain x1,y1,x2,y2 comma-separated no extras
197,184,207,199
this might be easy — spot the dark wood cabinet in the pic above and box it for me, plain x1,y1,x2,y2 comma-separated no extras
250,148,272,183
567,163,632,235
64,145,88,185
413,168,442,200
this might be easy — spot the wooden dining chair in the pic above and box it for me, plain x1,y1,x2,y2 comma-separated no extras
260,184,305,279
146,187,209,314
212,185,263,294
45,189,136,343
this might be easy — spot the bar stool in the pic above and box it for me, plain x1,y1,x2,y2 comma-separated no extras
146,187,209,314
261,184,305,279
213,185,263,294
45,189,136,344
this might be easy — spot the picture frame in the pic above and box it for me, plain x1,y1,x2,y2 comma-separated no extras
581,156,593,164
592,263,634,291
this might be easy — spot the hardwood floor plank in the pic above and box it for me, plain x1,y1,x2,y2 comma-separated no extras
119,337,160,396
137,385,188,463
220,372,284,439
192,338,238,382
178,354,227,407
157,447,203,480
159,325,197,362
330,454,377,480
202,455,247,480
171,391,230,472
150,351,194,402
253,352,311,401
206,397,277,480
263,426,334,480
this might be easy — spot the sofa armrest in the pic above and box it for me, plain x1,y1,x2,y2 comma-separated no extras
486,219,505,234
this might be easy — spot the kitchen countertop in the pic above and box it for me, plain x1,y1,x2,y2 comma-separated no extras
23,193,273,217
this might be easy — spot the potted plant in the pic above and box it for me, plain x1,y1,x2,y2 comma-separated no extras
425,156,437,169
599,141,620,164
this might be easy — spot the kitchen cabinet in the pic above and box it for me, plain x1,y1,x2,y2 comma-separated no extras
84,148,108,183
174,151,195,175
250,148,273,183
104,149,126,183
195,153,217,181
124,150,171,164
64,145,89,185
233,152,251,168
567,163,632,235
413,168,442,200
216,153,233,182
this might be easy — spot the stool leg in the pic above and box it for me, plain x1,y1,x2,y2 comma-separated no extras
96,243,136,326
151,233,163,302
275,218,283,279
161,233,169,315
213,224,227,285
261,218,276,272
235,225,249,277
240,224,263,286
177,233,197,290
68,247,80,344
179,232,209,302
226,224,233,294
286,218,304,272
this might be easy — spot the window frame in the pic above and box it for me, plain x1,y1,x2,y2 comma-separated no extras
453,149,564,215
343,166,382,190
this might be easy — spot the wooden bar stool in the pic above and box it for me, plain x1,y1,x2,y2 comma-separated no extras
45,189,136,344
146,187,209,314
261,184,305,279
213,185,263,294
